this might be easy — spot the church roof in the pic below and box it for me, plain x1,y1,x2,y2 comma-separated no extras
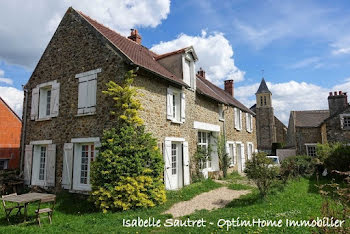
256,78,271,94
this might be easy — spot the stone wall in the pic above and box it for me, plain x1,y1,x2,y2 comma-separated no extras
256,107,276,151
295,127,322,155
324,108,350,143
275,116,287,144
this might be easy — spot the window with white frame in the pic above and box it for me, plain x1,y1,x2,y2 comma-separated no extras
306,144,317,157
246,113,253,133
340,114,350,129
219,104,225,121
31,80,60,120
234,108,242,130
171,143,177,175
182,53,196,89
247,142,254,160
198,131,211,169
167,87,185,123
75,68,101,115
227,142,235,166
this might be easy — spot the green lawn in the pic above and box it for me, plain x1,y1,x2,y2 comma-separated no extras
0,177,337,233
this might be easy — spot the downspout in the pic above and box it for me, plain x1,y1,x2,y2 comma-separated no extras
20,87,28,173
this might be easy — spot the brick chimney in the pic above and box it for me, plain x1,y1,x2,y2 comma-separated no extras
328,91,348,116
224,80,234,97
197,67,205,78
128,29,142,44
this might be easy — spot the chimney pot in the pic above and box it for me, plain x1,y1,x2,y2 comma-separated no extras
128,29,142,44
334,91,338,96
197,68,206,78
329,92,333,96
224,80,234,97
339,91,343,95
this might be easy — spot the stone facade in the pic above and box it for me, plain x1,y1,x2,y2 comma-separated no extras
322,106,350,143
21,8,257,191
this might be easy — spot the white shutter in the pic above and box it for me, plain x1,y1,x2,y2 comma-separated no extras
46,144,56,187
183,59,190,85
250,115,253,132
166,88,173,120
31,146,40,185
239,110,243,130
183,141,190,186
340,116,344,129
181,92,186,122
50,82,60,117
78,81,88,114
163,140,172,190
62,143,74,189
246,113,249,131
247,143,251,160
24,145,33,185
31,87,39,120
241,144,246,171
233,143,236,165
88,79,97,108
234,108,238,129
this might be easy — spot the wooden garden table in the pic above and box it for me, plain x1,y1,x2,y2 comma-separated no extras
1,192,56,222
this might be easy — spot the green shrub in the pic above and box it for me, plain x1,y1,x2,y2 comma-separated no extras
316,143,350,175
90,70,166,212
324,144,350,173
244,152,279,196
280,155,314,182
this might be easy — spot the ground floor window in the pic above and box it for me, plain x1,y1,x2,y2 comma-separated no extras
247,142,254,160
227,142,235,166
198,131,211,169
306,144,317,156
0,160,8,170
39,146,47,180
74,143,95,190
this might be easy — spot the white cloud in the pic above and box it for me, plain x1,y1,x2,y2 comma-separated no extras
287,57,321,69
151,30,245,85
235,78,350,125
0,0,170,68
0,86,23,117
0,69,13,85
0,78,13,85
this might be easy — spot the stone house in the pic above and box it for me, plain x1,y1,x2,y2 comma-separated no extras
286,91,350,156
250,78,287,153
21,7,256,193
0,97,21,169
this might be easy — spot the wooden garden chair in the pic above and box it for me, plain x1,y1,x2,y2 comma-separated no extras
35,196,56,227
1,193,24,223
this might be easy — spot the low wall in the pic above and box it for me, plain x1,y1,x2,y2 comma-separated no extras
277,148,296,162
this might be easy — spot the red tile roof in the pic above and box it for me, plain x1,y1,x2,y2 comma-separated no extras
76,10,186,87
197,75,255,114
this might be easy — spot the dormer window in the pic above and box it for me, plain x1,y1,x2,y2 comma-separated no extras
182,48,197,89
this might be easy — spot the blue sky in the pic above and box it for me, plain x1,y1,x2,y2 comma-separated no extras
1,0,350,124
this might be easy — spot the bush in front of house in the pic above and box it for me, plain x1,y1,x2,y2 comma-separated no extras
244,152,279,196
280,155,314,182
90,70,166,212
316,143,350,176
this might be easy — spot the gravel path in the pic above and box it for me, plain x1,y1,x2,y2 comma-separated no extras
163,187,250,218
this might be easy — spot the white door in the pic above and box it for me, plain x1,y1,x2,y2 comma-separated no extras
164,141,183,190
31,145,47,186
240,144,246,172
73,144,94,191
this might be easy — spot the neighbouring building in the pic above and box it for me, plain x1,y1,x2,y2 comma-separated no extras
250,78,287,153
21,7,257,193
0,97,21,170
286,91,350,156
